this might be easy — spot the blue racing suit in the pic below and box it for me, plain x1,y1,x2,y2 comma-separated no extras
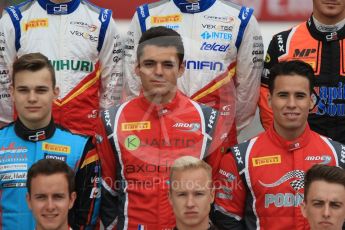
0,119,101,229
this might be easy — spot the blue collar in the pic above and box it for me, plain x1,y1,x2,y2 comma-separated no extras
37,0,80,15
173,0,216,13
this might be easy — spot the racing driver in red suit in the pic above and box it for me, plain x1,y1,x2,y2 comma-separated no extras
96,26,227,230
259,0,345,144
213,61,345,230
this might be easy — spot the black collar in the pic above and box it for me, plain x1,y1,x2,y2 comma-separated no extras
14,119,56,142
307,15,345,42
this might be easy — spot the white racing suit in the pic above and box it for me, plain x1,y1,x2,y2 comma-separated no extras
124,0,264,147
0,0,123,135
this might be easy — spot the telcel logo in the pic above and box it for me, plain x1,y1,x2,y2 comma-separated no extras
201,42,229,52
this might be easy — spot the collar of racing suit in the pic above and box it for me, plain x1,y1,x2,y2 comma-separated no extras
37,0,80,15
268,124,311,152
307,15,345,42
172,0,216,13
137,90,186,118
14,118,56,142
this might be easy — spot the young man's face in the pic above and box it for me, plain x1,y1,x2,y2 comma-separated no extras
11,68,59,130
169,168,214,229
26,173,76,230
301,180,345,230
313,0,345,24
268,74,314,140
135,45,184,104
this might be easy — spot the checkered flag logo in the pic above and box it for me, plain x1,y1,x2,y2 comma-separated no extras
259,170,305,189
290,179,305,191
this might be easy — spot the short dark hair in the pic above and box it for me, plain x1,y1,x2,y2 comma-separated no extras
137,26,184,65
27,159,75,195
304,164,345,201
12,52,56,87
268,60,315,94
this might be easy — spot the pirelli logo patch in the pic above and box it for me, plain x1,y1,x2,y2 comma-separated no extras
42,142,70,154
252,155,281,167
121,121,151,131
23,18,48,31
151,14,181,24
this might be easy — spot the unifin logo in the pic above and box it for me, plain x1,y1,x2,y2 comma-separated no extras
185,60,223,71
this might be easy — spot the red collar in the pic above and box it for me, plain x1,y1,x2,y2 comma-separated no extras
136,90,188,117
267,124,311,151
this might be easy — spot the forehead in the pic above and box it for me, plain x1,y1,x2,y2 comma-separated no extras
139,45,179,61
14,68,53,87
307,180,345,201
273,74,310,93
170,168,211,190
30,173,68,193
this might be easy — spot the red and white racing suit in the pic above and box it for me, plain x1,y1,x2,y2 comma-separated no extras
0,0,123,135
213,125,345,230
124,0,264,147
96,91,224,230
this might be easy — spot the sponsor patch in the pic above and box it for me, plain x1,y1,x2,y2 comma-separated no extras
0,163,27,172
252,155,281,167
151,14,181,24
44,153,67,162
23,18,48,31
121,121,151,131
42,142,70,154
0,172,26,181
124,135,140,151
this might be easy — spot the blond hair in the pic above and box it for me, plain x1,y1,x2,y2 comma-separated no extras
169,156,212,182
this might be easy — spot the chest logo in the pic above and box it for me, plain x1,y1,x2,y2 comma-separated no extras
42,142,70,154
252,155,281,167
124,135,140,151
121,121,151,131
23,18,48,31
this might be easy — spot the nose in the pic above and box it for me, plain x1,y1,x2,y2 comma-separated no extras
28,90,38,103
154,63,163,76
322,205,330,218
46,198,55,211
186,194,196,208
286,95,297,108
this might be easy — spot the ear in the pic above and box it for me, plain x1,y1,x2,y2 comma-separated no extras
177,62,185,79
309,94,315,111
53,86,60,99
210,185,215,203
69,191,77,209
135,62,140,77
267,92,272,109
26,193,32,210
168,189,173,206
9,85,14,103
300,201,307,218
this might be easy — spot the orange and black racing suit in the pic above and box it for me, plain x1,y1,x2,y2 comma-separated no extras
259,16,345,143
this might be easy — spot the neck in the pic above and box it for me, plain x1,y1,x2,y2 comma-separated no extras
176,219,209,230
36,223,69,230
50,0,72,3
313,12,345,26
273,123,306,141
143,89,177,105
313,16,345,32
